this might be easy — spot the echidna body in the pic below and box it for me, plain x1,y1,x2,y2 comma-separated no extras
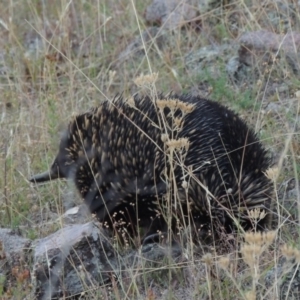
30,94,273,236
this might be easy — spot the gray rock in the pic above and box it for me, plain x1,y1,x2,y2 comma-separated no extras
265,258,300,299
0,228,31,273
144,0,224,29
238,30,300,74
259,0,300,33
29,220,183,299
185,43,236,78
225,30,300,84
144,0,199,30
5,222,300,299
31,222,117,299
125,241,182,268
0,228,31,261
0,228,32,295
117,27,165,65
60,204,91,225
226,55,251,83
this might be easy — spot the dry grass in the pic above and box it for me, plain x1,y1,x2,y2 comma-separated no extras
0,0,299,299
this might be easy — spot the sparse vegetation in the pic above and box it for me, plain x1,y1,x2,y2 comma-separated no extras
0,0,299,299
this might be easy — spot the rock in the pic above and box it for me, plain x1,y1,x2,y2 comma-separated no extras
226,30,300,84
144,0,223,29
238,30,300,73
60,204,91,225
258,0,299,33
125,241,182,268
0,221,184,299
144,0,199,29
0,228,31,260
265,101,289,115
226,55,251,83
31,222,117,299
30,221,183,299
117,27,165,65
0,228,32,294
287,185,300,200
265,258,300,299
185,43,236,78
0,228,32,271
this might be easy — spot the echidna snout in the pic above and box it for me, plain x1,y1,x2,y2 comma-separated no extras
30,130,78,183
29,158,64,183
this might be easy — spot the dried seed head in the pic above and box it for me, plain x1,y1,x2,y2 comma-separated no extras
245,289,256,300
161,133,169,143
166,138,189,151
108,70,116,83
176,100,195,114
134,72,158,87
156,99,170,110
264,167,279,181
181,180,188,189
202,253,213,266
248,208,267,222
244,231,276,247
173,117,183,129
217,255,230,270
281,244,300,262
264,231,276,246
126,97,135,107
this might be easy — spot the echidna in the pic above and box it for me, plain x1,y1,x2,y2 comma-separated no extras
30,94,273,237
